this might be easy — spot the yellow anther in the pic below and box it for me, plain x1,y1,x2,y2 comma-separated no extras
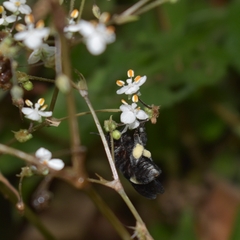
38,98,45,106
127,69,134,78
40,104,48,111
121,99,128,105
70,9,79,19
36,20,44,28
15,23,25,32
15,1,21,7
0,6,4,14
132,94,139,103
25,99,33,107
107,25,115,33
25,14,34,25
116,80,125,87
134,75,141,82
100,12,110,23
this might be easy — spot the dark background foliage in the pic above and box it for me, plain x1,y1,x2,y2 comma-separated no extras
1,0,240,239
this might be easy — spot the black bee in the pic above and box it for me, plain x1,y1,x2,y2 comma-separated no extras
109,123,164,199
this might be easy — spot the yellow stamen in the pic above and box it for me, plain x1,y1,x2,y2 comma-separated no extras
25,99,33,107
36,20,44,28
0,6,4,14
15,23,25,32
25,14,34,25
70,9,79,19
107,26,115,33
127,69,134,78
38,98,45,106
116,80,125,87
15,1,21,7
100,12,110,23
132,94,138,103
134,75,141,82
40,104,48,111
121,99,128,105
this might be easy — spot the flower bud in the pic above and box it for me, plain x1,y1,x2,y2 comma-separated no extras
112,130,121,140
22,80,33,91
13,129,33,142
55,74,70,94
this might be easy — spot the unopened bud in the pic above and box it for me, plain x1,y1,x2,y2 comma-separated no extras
13,129,33,142
55,74,70,93
92,4,101,19
10,85,23,100
112,130,121,140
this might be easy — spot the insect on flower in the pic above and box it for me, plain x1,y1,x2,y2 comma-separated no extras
108,122,164,199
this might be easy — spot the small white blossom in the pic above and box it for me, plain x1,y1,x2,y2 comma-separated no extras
14,15,49,50
116,69,147,96
21,98,52,122
35,148,65,171
120,101,149,130
0,6,19,26
63,9,80,38
3,0,31,14
28,43,55,67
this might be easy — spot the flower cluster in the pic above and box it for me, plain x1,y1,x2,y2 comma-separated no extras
115,69,150,131
64,10,115,55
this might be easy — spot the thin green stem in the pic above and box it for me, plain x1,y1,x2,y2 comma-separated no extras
121,0,150,16
69,0,75,14
86,188,131,240
135,0,170,15
77,0,85,21
0,144,39,165
27,75,55,84
80,92,119,180
58,109,121,121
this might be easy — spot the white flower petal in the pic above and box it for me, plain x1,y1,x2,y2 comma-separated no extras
14,31,29,41
38,111,52,117
19,4,31,14
78,20,95,36
24,36,43,49
3,2,17,12
35,147,52,160
116,86,128,95
28,50,41,64
86,36,106,55
21,107,34,115
6,15,18,24
121,111,136,124
125,86,139,95
25,111,42,121
47,159,65,170
128,120,140,129
136,109,149,120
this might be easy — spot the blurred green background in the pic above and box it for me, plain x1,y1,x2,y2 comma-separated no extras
1,0,240,239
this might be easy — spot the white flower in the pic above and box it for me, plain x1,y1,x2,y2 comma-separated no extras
21,98,52,122
14,15,49,50
3,0,31,14
78,20,115,55
120,102,149,130
35,148,65,171
28,43,55,67
116,69,147,95
0,6,19,26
